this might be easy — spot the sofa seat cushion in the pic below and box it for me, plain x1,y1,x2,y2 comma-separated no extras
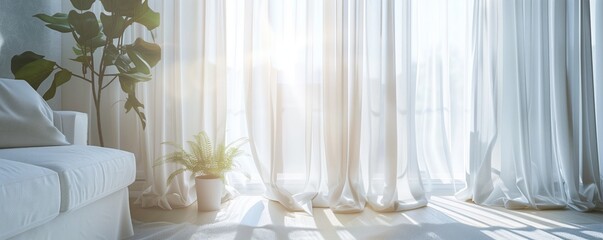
0,145,135,212
0,159,60,239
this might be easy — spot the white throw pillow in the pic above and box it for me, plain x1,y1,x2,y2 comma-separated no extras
0,78,68,148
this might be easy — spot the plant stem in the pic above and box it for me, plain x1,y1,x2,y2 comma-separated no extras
101,75,118,90
95,28,116,147
55,65,92,83
88,49,105,147
94,96,104,146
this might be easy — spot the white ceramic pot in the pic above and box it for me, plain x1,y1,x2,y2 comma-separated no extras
194,175,223,211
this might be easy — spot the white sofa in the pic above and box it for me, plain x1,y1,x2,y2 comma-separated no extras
0,79,135,239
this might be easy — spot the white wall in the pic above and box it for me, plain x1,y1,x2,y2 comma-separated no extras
0,0,62,108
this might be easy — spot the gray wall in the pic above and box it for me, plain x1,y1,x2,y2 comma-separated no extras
0,0,62,107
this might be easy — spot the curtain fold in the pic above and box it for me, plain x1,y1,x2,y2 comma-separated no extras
128,0,602,213
363,0,431,212
241,0,468,213
134,0,470,212
136,0,231,209
322,0,366,213
241,0,323,213
592,0,603,191
456,0,498,204
459,0,602,211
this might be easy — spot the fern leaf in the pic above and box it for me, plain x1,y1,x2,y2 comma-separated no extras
157,131,250,185
166,168,187,185
226,137,248,150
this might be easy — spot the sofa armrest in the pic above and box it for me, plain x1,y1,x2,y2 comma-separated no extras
53,111,88,145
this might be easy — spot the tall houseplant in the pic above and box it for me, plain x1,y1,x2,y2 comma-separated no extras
156,131,247,211
10,0,161,146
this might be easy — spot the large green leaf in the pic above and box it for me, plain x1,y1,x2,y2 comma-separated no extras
100,0,141,16
70,55,91,63
45,24,72,33
69,55,91,70
115,54,133,73
70,0,96,10
68,10,100,43
124,92,144,112
119,75,134,93
118,74,147,129
120,72,152,83
34,13,68,25
73,46,83,56
100,13,126,39
35,13,73,33
13,59,56,90
82,31,107,49
115,77,154,122
103,44,119,66
43,69,72,100
118,72,150,94
99,0,115,12
132,1,160,31
126,38,161,74
125,93,146,129
11,51,44,75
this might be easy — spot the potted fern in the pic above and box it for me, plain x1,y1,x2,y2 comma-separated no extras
156,131,247,211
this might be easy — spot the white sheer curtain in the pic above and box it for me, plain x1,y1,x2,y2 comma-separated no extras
133,0,602,213
136,0,470,212
458,0,603,211
594,0,603,179
137,0,230,209
230,0,470,213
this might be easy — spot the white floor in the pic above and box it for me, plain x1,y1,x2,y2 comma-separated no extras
129,195,603,240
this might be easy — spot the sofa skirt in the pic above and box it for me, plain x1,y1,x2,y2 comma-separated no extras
10,188,133,240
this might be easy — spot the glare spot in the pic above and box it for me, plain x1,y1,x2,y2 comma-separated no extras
582,230,603,239
323,209,343,227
